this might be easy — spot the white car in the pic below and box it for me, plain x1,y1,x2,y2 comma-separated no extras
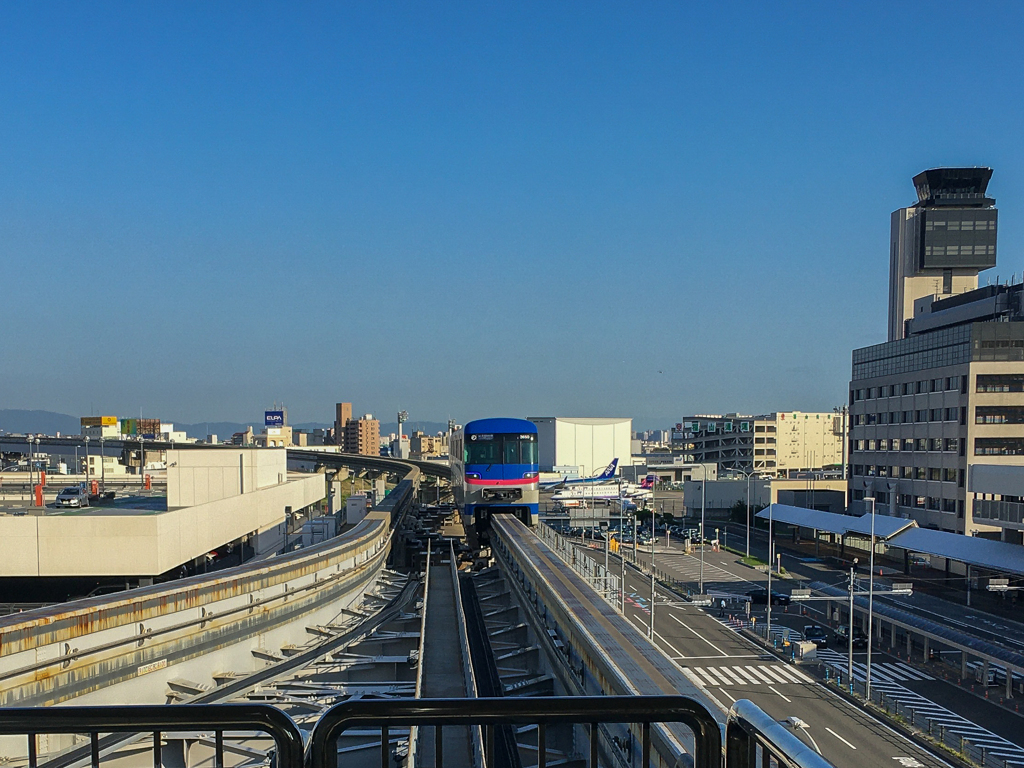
55,487,89,508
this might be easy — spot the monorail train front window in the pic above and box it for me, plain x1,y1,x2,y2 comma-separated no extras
466,433,538,464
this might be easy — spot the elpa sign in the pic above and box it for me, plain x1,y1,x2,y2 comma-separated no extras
265,411,285,427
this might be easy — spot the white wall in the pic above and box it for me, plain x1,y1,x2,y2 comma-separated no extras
166,448,286,508
550,418,632,477
0,473,324,577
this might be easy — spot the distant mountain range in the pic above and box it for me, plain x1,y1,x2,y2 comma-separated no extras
0,410,451,440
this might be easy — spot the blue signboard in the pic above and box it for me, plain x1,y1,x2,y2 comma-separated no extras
265,411,285,427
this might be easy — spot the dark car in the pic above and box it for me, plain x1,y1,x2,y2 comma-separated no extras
834,625,868,649
803,625,828,648
746,588,791,606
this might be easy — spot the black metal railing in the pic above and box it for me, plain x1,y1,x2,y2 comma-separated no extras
0,704,303,768
726,700,833,768
307,696,721,768
0,697,835,768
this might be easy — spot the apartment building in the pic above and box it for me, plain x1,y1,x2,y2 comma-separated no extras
670,412,843,477
344,414,380,456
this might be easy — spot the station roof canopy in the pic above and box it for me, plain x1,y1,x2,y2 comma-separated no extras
755,504,915,541
888,527,1024,577
756,504,1024,577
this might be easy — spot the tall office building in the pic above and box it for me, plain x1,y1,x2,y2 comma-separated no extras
888,167,998,341
334,403,352,445
849,168,1024,539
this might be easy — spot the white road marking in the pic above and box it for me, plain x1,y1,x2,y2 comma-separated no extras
768,685,792,702
669,614,727,655
718,687,736,703
826,727,857,749
653,630,686,659
691,668,718,686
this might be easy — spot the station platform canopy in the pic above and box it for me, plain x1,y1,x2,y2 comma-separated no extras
755,504,914,540
756,504,1024,577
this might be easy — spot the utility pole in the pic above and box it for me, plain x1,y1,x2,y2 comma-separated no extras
848,559,858,687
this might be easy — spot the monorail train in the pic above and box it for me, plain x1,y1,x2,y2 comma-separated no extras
450,418,540,545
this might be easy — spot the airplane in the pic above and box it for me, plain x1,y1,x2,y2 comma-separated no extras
539,459,619,490
549,474,653,506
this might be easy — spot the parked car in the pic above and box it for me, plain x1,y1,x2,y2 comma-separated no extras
803,625,828,648
834,625,868,649
746,588,791,606
55,486,90,508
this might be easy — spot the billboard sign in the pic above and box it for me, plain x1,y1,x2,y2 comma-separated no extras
81,416,118,427
265,411,285,427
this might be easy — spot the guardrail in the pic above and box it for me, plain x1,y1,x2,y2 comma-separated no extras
0,703,303,768
307,696,721,768
0,697,834,768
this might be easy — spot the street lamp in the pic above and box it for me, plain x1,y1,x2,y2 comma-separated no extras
865,496,877,700
733,465,756,558
27,436,34,504
84,436,90,492
690,464,710,594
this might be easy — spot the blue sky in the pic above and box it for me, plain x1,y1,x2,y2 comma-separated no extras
2,3,1023,430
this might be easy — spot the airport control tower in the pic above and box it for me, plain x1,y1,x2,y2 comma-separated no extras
888,167,998,341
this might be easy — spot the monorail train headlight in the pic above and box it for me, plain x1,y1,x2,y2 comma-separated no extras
466,472,480,479
523,472,538,479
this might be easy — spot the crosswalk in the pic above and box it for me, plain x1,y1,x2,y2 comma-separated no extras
650,551,753,593
687,663,812,687
818,651,1024,764
817,649,934,683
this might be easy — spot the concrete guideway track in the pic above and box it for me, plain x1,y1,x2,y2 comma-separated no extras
552,530,953,768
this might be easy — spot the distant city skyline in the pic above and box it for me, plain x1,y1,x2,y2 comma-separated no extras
2,4,1023,427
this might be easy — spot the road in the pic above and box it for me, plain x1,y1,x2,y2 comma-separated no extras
606,536,1024,758
569,542,951,768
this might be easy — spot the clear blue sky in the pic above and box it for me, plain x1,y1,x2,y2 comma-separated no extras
2,3,1023,430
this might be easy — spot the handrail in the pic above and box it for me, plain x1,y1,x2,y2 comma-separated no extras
0,704,303,768
306,696,722,768
726,700,834,768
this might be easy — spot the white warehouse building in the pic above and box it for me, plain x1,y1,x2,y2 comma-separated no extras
528,417,632,478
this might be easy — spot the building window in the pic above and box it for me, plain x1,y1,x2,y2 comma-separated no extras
903,438,915,451
975,438,1024,456
944,438,958,452
903,383,913,395
867,413,878,425
915,496,926,508
930,409,942,422
975,406,1024,425
915,466,927,479
943,468,957,482
917,381,928,394
855,439,865,451
915,410,927,422
945,407,958,421
930,438,943,451
853,490,864,501
916,438,928,451
977,374,1024,393
854,414,866,426
946,376,960,390
929,467,942,481
902,466,912,479
869,387,878,399
854,465,865,476
942,498,956,513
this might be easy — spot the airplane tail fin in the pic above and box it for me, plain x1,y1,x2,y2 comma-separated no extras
598,458,619,479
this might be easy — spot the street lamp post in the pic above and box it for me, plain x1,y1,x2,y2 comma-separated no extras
865,496,877,700
735,466,755,558
766,501,774,641
694,464,709,594
100,436,106,493
27,437,34,504
849,558,858,686
649,504,656,640
84,436,90,492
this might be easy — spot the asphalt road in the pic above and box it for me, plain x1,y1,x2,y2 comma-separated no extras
611,537,1024,753
572,543,951,768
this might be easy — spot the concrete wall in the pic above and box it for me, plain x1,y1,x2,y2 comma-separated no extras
0,472,325,577
166,448,286,508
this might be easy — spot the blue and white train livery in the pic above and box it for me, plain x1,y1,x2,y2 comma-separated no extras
450,417,540,545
